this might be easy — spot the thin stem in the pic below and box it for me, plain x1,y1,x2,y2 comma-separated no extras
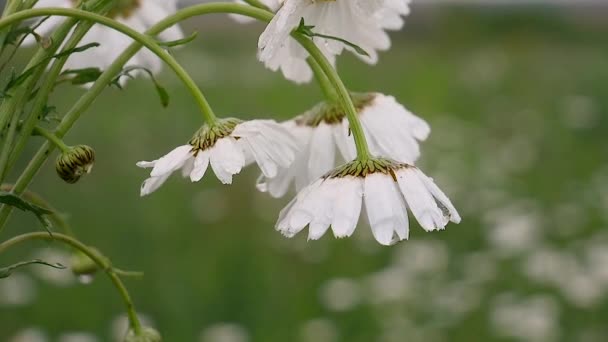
306,57,339,103
243,0,271,11
293,34,371,160
0,184,74,236
0,17,80,180
0,108,20,179
33,126,70,152
6,19,96,171
0,232,142,334
0,3,369,230
0,7,217,124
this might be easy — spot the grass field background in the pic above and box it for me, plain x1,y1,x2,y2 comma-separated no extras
1,5,607,342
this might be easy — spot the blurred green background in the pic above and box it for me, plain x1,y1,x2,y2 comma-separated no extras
2,4,608,342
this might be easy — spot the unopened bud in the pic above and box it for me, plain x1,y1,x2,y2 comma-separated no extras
70,248,105,277
56,145,95,184
124,327,162,342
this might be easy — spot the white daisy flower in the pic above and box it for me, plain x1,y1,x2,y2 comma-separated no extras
276,159,461,245
257,0,411,83
137,119,299,196
257,93,430,198
24,0,183,81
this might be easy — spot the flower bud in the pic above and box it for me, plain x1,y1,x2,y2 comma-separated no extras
56,145,95,184
70,248,105,278
124,327,162,342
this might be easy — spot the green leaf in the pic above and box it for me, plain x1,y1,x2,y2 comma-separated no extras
60,67,103,85
4,43,100,92
0,260,65,279
157,31,198,48
3,26,38,46
112,66,170,108
53,42,99,59
0,192,53,233
294,17,370,58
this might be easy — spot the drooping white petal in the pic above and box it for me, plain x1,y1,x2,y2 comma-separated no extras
331,176,363,238
396,166,455,231
189,150,210,182
276,179,324,237
209,138,246,184
364,173,409,245
417,169,462,224
148,145,192,177
140,174,171,197
307,123,336,181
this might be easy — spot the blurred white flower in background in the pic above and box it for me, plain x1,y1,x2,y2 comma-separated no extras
319,277,362,312
24,0,183,84
30,248,75,287
57,332,98,342
299,318,339,342
199,323,249,342
490,294,560,342
0,273,37,307
8,328,48,342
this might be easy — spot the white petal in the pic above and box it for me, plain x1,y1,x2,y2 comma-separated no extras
140,174,171,196
331,177,363,238
149,145,192,177
190,150,210,182
307,123,336,180
209,138,246,184
364,173,409,245
396,167,451,231
417,169,461,224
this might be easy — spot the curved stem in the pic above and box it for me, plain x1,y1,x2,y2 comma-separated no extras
293,34,371,160
0,232,142,334
6,18,97,172
243,0,271,12
0,2,370,228
33,126,70,152
306,57,338,103
0,7,217,124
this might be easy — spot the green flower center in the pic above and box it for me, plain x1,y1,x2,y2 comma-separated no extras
296,93,375,127
324,158,412,180
189,118,242,152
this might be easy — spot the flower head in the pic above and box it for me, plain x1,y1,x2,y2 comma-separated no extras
137,119,298,196
277,159,460,245
257,0,411,83
55,145,96,184
257,93,430,197
25,0,183,84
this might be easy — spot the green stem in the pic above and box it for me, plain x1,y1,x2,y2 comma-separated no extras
0,7,217,124
33,126,70,152
0,17,80,180
0,232,142,334
293,34,371,160
242,0,272,11
0,3,369,229
0,184,74,236
6,19,96,172
306,57,339,103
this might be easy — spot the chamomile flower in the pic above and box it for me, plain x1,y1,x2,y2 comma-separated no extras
257,93,430,197
276,159,460,245
24,0,183,81
257,0,411,83
137,119,298,196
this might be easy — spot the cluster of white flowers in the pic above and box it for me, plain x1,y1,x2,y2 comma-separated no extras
26,0,460,245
